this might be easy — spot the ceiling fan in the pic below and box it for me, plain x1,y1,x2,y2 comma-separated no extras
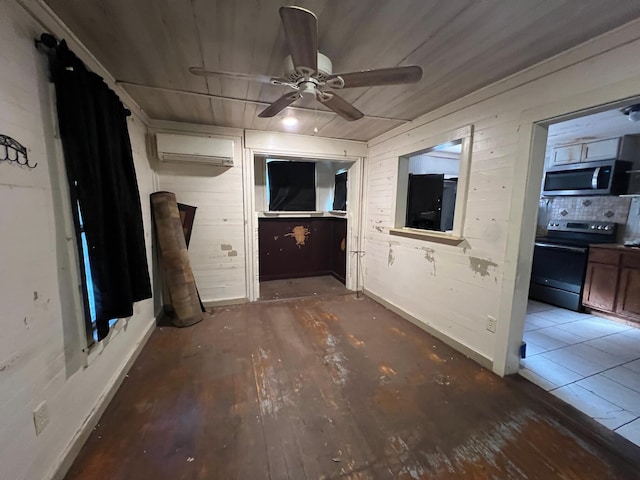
189,6,423,121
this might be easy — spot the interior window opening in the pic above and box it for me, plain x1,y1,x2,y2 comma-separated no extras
405,139,462,232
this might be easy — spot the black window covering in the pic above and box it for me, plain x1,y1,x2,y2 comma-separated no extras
333,171,347,211
268,161,316,211
50,41,151,340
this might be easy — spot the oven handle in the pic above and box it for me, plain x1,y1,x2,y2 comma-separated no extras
534,242,587,253
591,167,601,189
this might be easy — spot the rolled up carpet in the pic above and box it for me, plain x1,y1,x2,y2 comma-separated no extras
151,191,204,327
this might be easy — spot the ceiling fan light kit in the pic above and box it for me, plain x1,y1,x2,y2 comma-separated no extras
281,115,298,127
189,5,423,122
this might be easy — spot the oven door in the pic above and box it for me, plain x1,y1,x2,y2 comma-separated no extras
529,242,589,310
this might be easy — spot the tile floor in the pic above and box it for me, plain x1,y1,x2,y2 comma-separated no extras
520,300,640,447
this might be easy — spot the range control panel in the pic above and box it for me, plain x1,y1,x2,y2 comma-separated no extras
547,220,616,234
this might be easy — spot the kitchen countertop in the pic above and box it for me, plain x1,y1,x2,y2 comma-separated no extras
589,243,640,250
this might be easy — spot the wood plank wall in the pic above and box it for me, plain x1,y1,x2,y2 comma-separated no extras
0,4,157,480
155,125,246,304
363,21,640,373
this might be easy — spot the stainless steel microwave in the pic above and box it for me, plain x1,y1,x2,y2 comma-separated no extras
542,159,631,196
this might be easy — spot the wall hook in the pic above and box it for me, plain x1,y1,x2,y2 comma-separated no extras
0,134,37,169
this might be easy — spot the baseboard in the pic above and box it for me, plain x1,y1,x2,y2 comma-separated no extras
50,316,157,480
363,289,494,371
203,297,249,308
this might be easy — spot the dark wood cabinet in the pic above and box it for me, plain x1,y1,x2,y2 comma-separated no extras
617,267,640,318
583,245,640,323
583,263,619,311
258,216,347,283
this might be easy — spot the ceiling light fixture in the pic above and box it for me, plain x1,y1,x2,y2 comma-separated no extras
622,104,640,122
282,115,298,127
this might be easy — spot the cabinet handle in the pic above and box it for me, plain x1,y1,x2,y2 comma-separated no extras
534,242,587,253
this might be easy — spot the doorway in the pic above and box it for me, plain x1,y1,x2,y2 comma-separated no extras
252,154,361,301
519,102,640,447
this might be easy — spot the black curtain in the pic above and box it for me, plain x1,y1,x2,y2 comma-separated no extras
50,41,151,340
333,171,347,211
268,161,316,211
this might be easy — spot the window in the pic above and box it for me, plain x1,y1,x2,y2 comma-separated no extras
75,200,116,344
333,170,347,211
48,39,152,347
393,125,473,241
267,160,316,211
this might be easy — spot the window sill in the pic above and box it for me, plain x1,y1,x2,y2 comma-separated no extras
83,318,123,368
389,227,465,246
258,211,347,218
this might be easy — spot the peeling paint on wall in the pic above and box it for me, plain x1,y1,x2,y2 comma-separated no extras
421,247,436,276
387,241,399,267
33,291,38,301
228,250,238,257
469,257,498,277
388,247,395,266
220,244,232,251
285,226,311,247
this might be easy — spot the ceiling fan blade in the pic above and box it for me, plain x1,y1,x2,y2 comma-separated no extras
317,92,364,121
327,65,423,89
258,92,301,118
279,6,318,72
189,67,279,84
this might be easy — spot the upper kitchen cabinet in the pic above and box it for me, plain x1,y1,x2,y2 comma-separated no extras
582,138,621,162
551,135,640,167
551,144,583,166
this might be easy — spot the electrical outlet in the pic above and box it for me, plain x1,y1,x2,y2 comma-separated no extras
33,401,49,436
487,315,497,333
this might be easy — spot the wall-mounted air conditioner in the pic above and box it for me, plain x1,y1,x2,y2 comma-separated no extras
156,133,234,166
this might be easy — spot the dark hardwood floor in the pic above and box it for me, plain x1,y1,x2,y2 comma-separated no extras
259,275,352,301
65,294,640,479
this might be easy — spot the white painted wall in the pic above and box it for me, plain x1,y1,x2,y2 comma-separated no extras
0,3,156,480
363,18,640,375
152,121,247,304
408,153,460,178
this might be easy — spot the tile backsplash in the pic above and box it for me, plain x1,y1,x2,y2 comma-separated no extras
538,196,640,242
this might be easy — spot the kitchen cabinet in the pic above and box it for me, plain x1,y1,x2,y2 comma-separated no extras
550,135,640,167
582,138,619,162
551,144,582,166
582,245,640,322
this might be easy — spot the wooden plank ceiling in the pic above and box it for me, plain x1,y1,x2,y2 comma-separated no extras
44,0,640,141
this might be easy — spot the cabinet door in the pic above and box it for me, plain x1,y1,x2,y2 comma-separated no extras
583,138,619,162
552,144,583,166
583,263,618,312
615,267,640,319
